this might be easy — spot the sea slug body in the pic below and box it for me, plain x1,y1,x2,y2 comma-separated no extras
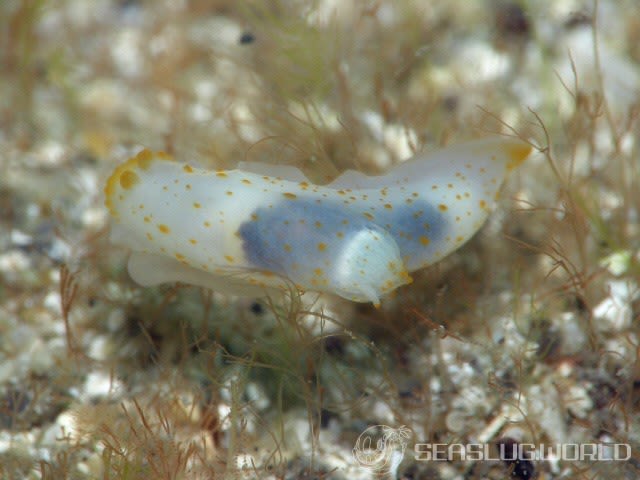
104,137,531,305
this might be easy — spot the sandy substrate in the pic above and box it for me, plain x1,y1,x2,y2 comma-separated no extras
1,1,638,478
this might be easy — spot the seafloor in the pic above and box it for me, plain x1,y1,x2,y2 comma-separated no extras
0,1,638,479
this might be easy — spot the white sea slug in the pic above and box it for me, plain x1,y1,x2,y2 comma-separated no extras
105,137,531,305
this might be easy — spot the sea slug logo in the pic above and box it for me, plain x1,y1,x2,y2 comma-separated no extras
352,425,412,473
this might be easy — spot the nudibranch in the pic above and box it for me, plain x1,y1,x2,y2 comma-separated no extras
105,137,531,305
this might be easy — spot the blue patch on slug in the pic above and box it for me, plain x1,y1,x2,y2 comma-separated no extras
375,201,446,265
238,198,446,275
238,200,374,275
